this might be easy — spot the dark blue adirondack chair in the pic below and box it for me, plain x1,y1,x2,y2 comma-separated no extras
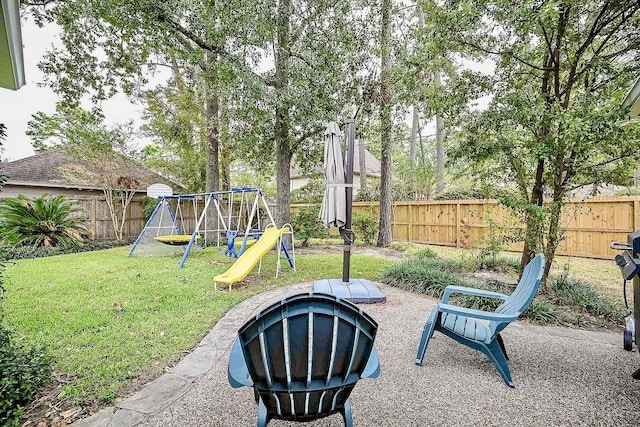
228,292,380,427
416,253,545,387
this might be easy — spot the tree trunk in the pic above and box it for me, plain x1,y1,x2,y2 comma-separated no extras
434,72,445,193
519,159,545,277
220,97,231,191
358,139,367,191
274,0,292,227
205,88,220,193
377,0,392,247
410,106,418,166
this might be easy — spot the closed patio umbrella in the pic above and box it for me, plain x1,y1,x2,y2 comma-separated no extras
313,120,385,301
319,122,346,228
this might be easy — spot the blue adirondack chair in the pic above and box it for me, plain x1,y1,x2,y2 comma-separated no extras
415,253,545,387
228,292,380,427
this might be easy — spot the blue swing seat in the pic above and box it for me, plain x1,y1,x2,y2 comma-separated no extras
228,292,380,426
416,253,545,387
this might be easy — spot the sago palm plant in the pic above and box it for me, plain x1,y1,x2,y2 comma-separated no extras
0,194,89,248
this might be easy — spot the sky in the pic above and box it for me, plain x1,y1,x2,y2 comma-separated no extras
0,17,149,162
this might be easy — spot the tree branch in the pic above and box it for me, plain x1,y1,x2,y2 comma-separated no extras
290,126,324,153
22,0,57,6
157,13,228,59
458,40,552,72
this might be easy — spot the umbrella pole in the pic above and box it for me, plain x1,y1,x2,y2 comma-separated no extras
341,119,356,284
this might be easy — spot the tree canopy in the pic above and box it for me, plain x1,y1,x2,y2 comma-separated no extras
422,0,640,284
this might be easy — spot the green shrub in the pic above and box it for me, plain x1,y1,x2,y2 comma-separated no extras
0,194,90,248
549,275,623,321
381,256,470,297
140,196,159,221
474,252,520,273
412,246,437,260
351,212,377,245
477,215,522,267
0,320,52,426
522,299,564,323
0,131,52,425
615,186,640,196
354,185,376,201
3,238,136,260
291,177,325,204
434,186,486,200
291,206,328,246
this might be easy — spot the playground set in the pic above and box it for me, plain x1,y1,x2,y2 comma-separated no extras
128,187,295,288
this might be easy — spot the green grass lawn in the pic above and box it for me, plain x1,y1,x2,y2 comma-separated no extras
3,240,624,417
2,245,393,407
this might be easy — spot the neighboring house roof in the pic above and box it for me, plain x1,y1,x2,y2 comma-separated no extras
0,150,175,191
291,141,381,179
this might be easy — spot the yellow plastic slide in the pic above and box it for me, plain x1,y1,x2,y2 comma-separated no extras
214,226,288,289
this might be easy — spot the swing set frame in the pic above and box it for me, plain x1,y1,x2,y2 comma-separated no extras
128,187,275,268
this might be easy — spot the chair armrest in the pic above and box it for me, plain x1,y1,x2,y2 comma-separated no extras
362,346,380,379
228,338,254,388
438,303,519,322
442,285,509,303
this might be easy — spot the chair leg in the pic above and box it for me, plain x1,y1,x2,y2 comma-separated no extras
496,333,509,360
257,398,268,427
341,398,353,427
484,340,515,388
416,308,439,365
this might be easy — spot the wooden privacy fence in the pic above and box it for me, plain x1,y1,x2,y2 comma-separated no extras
76,196,277,241
294,196,640,259
74,197,147,241
79,194,640,258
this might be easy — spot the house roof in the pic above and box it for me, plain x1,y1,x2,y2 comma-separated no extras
1,150,175,191
291,141,381,179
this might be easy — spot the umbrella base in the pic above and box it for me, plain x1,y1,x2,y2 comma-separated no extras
313,278,386,304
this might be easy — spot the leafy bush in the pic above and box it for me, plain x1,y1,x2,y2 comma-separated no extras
291,177,325,204
0,320,52,426
413,246,438,260
0,194,90,248
477,216,522,266
0,130,52,425
522,299,564,324
351,212,377,245
474,252,520,273
548,275,623,321
452,293,504,312
384,250,624,328
381,255,470,297
434,186,486,200
140,196,160,221
3,238,136,260
291,206,328,246
615,186,640,196
355,186,379,202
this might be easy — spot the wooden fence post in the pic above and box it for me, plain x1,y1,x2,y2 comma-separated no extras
90,197,97,240
408,202,413,242
455,202,461,248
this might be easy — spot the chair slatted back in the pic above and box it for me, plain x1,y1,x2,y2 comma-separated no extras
237,293,378,422
489,253,545,336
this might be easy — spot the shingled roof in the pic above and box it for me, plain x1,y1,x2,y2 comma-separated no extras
291,141,381,179
0,150,173,190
